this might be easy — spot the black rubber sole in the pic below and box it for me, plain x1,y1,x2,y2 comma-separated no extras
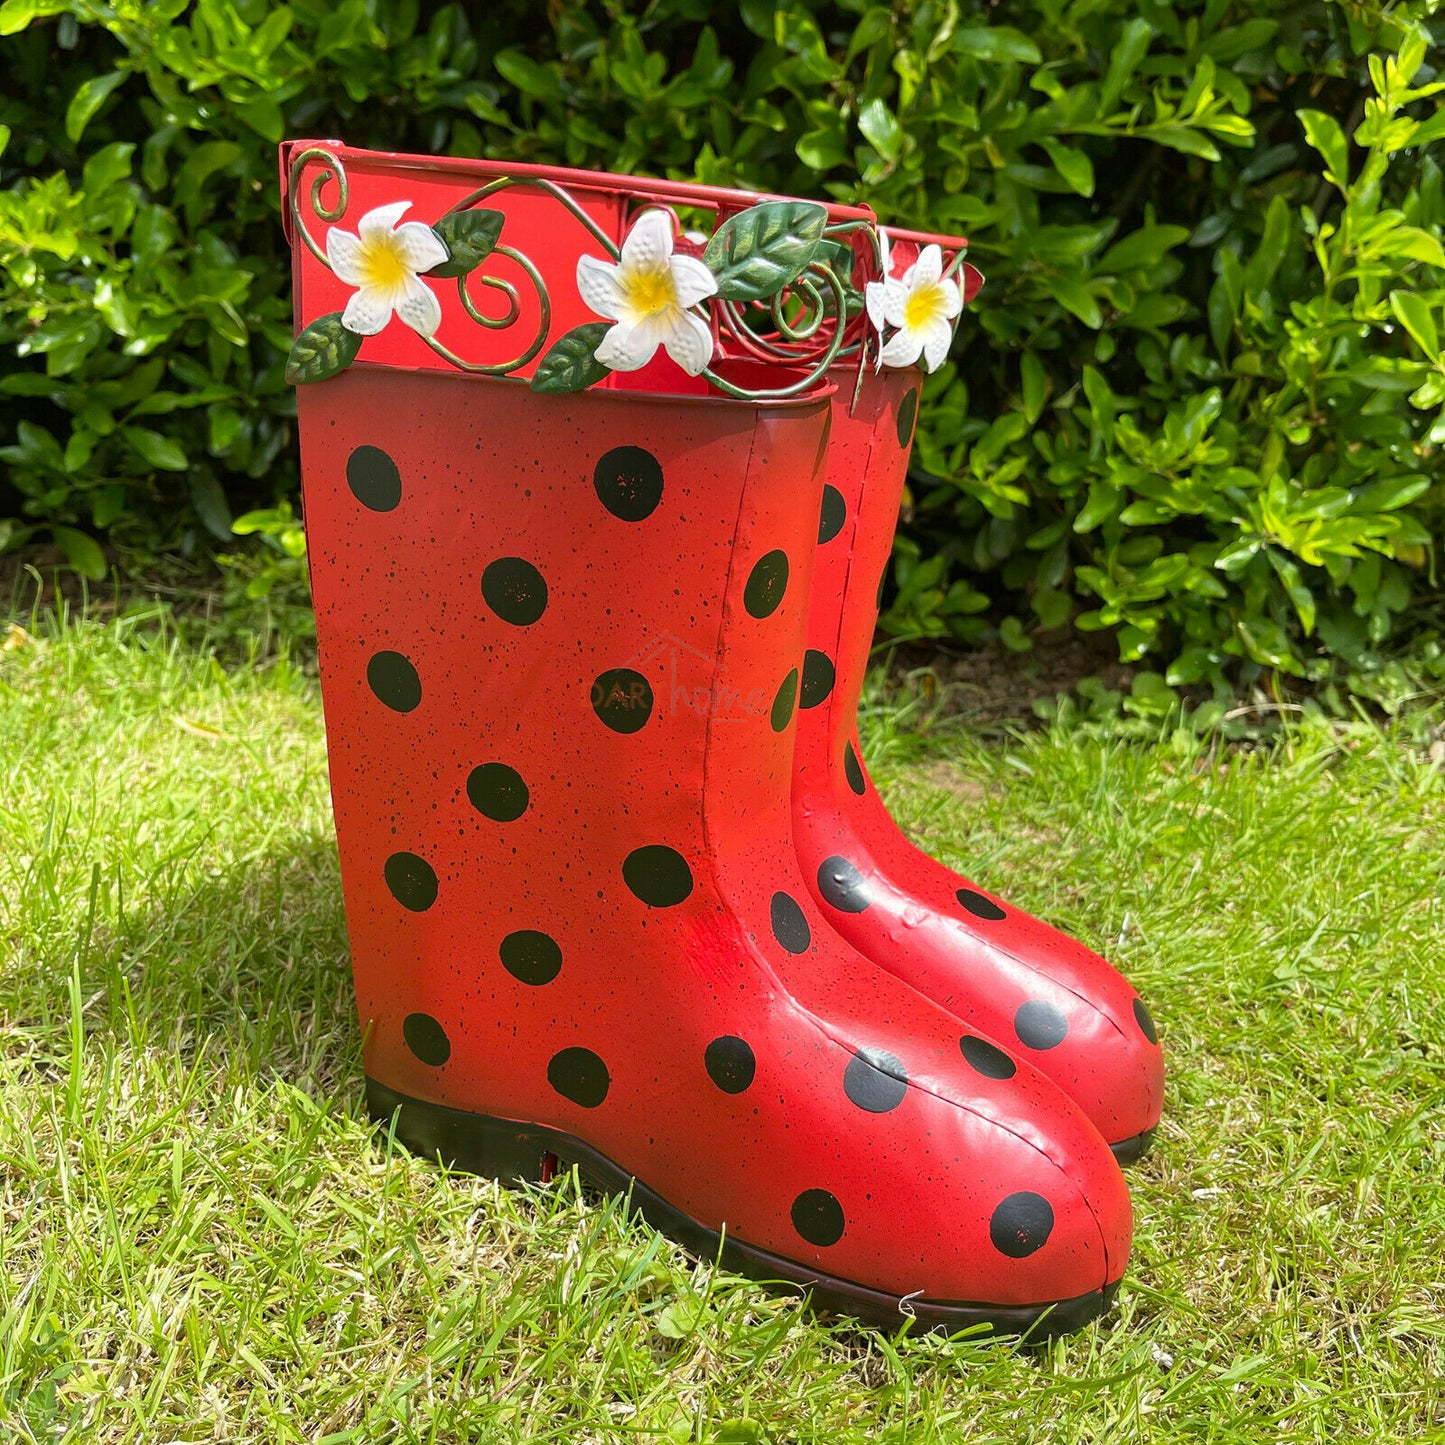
1109,1126,1157,1167
366,1078,1119,1338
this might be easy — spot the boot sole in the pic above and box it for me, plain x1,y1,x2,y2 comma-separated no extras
1109,1127,1157,1166
367,1078,1119,1339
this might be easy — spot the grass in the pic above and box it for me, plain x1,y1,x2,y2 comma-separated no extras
1,605,1443,1444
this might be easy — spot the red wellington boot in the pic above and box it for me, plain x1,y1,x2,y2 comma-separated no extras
791,231,1164,1161
285,145,1134,1333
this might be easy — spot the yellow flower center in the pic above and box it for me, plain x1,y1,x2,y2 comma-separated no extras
358,236,411,293
903,283,947,332
622,267,678,319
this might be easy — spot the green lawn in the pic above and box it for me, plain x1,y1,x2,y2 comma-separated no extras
2,608,1442,1443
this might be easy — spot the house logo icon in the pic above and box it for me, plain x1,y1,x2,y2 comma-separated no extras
618,629,772,724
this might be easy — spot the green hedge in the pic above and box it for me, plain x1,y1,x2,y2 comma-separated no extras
2,0,1444,699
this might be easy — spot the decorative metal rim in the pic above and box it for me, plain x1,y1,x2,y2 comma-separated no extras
283,147,977,403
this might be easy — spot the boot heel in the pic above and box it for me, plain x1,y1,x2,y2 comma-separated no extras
366,1078,559,1185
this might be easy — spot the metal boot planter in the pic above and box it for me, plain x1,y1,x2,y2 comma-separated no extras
283,144,1132,1334
701,205,1166,1161
787,229,1166,1162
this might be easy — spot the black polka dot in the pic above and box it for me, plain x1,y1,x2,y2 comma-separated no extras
817,856,870,913
704,1036,756,1094
770,891,811,954
960,1035,1017,1080
547,1047,609,1108
843,741,866,796
770,669,799,733
467,762,530,821
623,845,693,908
818,485,846,544
792,1188,845,1247
346,445,401,512
384,852,437,912
990,1191,1054,1258
800,651,835,710
482,558,548,626
957,887,1006,922
403,1012,450,1066
366,650,421,713
591,668,653,733
1134,997,1159,1045
744,550,789,619
1015,1000,1069,1051
843,1048,908,1113
594,445,663,521
500,929,562,986
896,387,919,448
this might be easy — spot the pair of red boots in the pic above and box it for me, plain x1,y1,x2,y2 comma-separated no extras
284,144,1163,1335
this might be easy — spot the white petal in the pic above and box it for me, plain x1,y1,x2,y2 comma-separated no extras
912,244,943,289
358,200,412,244
880,278,910,328
576,254,626,321
669,253,718,308
594,318,659,371
660,308,714,376
341,285,394,336
394,219,449,273
619,208,675,274
394,273,443,337
940,279,963,320
865,280,888,334
326,228,368,287
919,316,953,372
880,327,924,370
877,229,892,279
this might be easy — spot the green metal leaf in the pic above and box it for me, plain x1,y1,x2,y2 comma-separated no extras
285,312,363,386
530,322,611,394
429,209,505,278
703,201,828,302
812,237,863,314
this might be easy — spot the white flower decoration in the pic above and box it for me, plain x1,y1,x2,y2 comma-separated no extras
327,201,449,338
865,230,894,372
576,210,718,376
866,242,965,373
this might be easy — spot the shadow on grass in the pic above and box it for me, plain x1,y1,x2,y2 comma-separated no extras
69,828,364,1109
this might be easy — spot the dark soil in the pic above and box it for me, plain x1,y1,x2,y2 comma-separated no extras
878,630,1136,726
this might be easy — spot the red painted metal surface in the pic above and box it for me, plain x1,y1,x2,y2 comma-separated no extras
792,364,1165,1149
288,147,1137,1326
282,140,878,385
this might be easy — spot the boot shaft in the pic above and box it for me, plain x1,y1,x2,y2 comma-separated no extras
298,369,834,915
